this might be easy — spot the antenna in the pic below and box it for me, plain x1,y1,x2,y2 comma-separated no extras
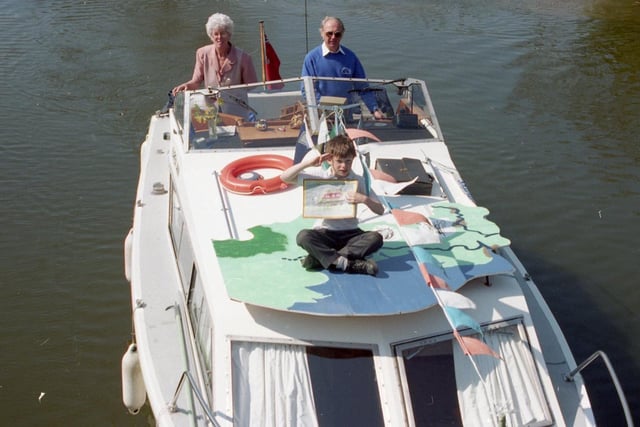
304,0,309,52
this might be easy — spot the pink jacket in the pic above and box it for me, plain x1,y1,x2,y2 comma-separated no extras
190,43,257,88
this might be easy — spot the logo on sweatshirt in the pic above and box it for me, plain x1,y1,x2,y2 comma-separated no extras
340,66,353,77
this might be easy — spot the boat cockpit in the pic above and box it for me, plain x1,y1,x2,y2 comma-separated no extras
168,76,443,152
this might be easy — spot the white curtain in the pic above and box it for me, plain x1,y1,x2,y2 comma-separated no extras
232,342,318,427
453,325,552,427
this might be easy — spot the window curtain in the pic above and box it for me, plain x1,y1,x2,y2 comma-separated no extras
232,342,318,427
453,326,551,427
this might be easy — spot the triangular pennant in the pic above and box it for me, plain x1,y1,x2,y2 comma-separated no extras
453,330,500,359
370,176,418,196
334,108,347,136
444,306,482,335
428,274,449,289
434,288,476,309
317,112,330,144
413,246,435,264
345,128,382,142
369,168,396,183
418,264,432,287
412,247,449,289
392,208,429,226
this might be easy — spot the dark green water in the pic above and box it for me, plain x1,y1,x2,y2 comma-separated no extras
1,0,638,425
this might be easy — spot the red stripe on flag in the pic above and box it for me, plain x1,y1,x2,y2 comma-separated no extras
453,330,501,359
345,128,382,142
429,274,449,289
369,168,397,183
418,263,449,290
392,208,428,226
418,263,431,285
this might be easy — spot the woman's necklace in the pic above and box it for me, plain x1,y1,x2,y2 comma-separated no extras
216,48,229,85
216,44,230,63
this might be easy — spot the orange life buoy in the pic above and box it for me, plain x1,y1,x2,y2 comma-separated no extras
220,154,293,195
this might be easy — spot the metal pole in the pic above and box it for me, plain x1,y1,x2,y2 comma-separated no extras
564,350,634,427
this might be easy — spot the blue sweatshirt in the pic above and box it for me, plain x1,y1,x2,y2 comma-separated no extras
301,44,378,114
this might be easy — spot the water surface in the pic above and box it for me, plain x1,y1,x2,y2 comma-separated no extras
1,0,637,425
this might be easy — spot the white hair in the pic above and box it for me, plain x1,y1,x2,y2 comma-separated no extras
206,13,234,38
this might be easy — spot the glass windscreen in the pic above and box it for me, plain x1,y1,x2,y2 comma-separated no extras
176,77,439,152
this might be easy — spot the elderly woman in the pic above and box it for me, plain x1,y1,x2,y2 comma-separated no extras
173,13,258,118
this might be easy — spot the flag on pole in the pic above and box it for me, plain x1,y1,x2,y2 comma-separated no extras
444,306,483,335
391,209,429,226
264,34,284,89
433,288,476,309
453,330,501,358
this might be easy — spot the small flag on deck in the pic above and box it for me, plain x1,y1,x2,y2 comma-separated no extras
264,34,284,89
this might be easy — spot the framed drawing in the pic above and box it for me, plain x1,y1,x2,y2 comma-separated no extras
302,179,358,219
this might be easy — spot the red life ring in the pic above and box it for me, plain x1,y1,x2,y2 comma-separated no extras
220,154,293,195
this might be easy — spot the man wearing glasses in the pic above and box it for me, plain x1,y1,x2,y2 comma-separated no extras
301,16,384,121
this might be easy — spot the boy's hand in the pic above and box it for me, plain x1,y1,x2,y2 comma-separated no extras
346,191,385,215
345,191,366,204
307,152,330,167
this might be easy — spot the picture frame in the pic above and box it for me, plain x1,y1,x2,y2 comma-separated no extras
302,179,358,219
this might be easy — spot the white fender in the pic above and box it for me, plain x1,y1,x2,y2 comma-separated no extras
124,228,133,282
121,343,146,415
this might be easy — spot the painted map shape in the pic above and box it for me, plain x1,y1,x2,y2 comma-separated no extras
212,202,513,316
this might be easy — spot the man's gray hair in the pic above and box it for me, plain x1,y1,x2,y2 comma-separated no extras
319,16,345,35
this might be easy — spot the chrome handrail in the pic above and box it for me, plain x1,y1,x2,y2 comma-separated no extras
564,350,634,427
167,303,220,427
168,370,220,427
213,170,238,240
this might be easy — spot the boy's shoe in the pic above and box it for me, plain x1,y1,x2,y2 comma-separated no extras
347,259,378,276
301,255,322,270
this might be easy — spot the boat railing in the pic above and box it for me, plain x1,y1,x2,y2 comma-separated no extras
564,350,634,427
168,303,220,426
168,370,220,427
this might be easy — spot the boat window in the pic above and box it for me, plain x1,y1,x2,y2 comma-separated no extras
184,81,307,151
173,91,185,131
170,180,213,393
306,77,435,143
187,267,213,397
169,182,194,296
395,321,552,427
231,341,384,427
188,92,220,150
399,338,462,426
177,78,440,152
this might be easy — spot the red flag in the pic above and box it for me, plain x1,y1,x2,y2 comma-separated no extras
264,34,284,89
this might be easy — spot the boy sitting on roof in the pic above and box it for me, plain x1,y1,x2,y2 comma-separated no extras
280,135,385,276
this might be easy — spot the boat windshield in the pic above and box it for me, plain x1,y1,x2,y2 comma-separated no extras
231,341,384,426
395,320,553,427
171,77,441,152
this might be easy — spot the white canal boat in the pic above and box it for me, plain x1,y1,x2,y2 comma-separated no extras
122,75,632,426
